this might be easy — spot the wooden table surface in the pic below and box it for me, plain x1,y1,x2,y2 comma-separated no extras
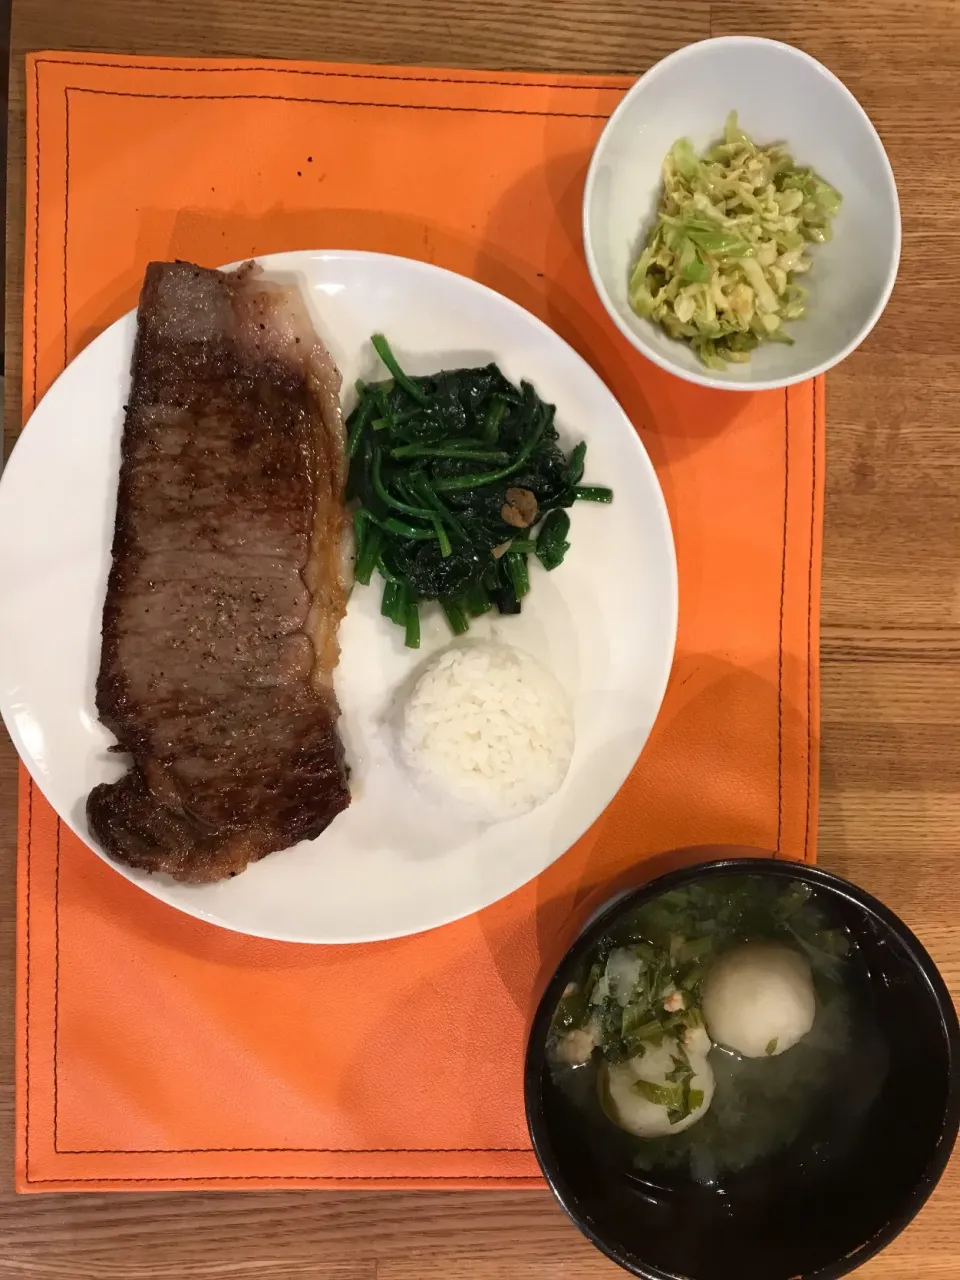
2,0,959,1276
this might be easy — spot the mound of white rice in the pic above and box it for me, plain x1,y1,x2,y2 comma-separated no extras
396,641,575,823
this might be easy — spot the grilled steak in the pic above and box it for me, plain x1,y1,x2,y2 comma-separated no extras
87,260,350,882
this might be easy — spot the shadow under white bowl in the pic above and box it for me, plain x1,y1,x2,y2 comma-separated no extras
583,37,901,392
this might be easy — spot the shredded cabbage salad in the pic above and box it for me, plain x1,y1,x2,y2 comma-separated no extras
629,112,841,370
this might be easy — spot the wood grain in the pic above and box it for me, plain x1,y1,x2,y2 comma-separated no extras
3,0,960,1276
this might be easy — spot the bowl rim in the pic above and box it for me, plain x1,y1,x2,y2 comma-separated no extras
524,853,960,1280
581,36,903,393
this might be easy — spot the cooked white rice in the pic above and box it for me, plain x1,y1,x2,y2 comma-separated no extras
396,641,575,823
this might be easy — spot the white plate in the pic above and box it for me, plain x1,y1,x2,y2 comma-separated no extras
0,250,677,943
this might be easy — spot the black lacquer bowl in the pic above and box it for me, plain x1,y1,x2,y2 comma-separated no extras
524,855,960,1280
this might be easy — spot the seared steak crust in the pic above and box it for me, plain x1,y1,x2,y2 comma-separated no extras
87,260,350,882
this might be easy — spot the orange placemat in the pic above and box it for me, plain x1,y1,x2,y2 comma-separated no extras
15,52,824,1192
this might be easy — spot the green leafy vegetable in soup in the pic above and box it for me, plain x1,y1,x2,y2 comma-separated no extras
548,876,881,1182
628,112,842,370
550,876,850,1136
347,336,613,646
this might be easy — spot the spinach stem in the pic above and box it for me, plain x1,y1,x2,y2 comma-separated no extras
364,508,437,541
347,393,377,460
404,599,421,649
433,518,452,557
505,551,531,598
433,403,553,494
382,518,436,541
482,396,508,443
464,581,492,616
411,476,469,541
372,447,436,520
390,445,510,462
371,333,430,405
390,582,410,626
380,578,400,618
354,515,382,586
574,485,614,503
442,600,470,636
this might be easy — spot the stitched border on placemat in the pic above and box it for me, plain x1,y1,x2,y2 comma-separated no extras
22,55,814,1181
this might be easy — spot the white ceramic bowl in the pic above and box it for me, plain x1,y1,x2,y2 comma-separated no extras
583,37,901,391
